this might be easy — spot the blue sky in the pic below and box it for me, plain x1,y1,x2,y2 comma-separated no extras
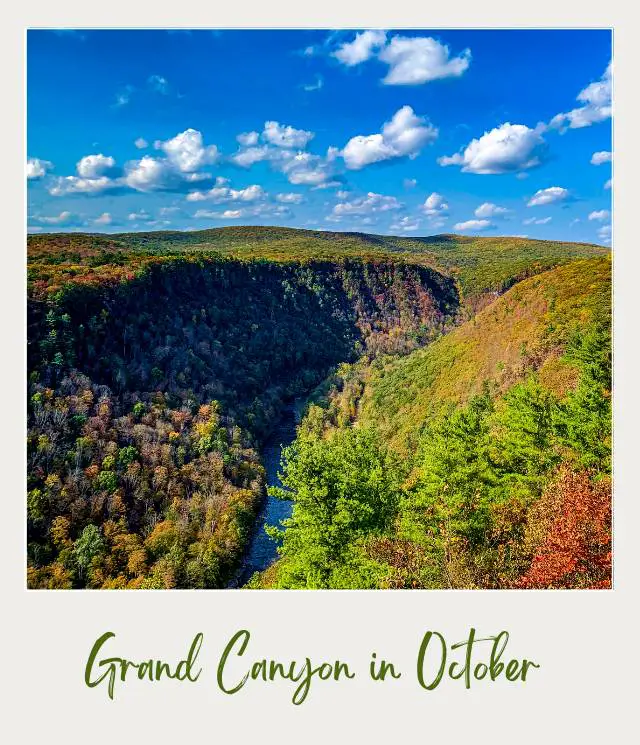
27,29,612,244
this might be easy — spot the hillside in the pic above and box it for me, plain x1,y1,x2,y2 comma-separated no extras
26,247,456,589
252,254,611,590
26,227,611,591
27,226,607,304
356,255,612,453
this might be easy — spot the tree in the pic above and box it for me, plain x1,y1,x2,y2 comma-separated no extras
73,524,105,581
518,470,611,589
272,426,401,588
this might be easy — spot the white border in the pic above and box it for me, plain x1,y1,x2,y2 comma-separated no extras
3,4,639,742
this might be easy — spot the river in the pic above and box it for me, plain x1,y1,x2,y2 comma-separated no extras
230,399,304,587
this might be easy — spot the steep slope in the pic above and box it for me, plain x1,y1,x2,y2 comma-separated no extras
253,255,611,589
356,256,611,453
26,252,457,589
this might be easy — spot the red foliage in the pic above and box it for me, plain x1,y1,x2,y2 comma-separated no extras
518,470,611,589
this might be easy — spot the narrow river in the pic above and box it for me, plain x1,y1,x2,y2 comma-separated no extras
230,399,304,587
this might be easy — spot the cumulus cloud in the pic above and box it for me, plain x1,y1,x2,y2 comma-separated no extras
439,123,547,174
598,224,611,243
474,202,510,219
332,192,403,218
229,145,274,168
591,150,612,165
588,209,611,222
332,32,471,87
49,175,119,196
50,129,224,197
123,156,173,192
453,219,492,232
237,131,259,147
275,192,304,204
128,209,153,221
422,192,448,217
342,105,438,170
134,138,149,149
263,121,314,149
403,178,417,189
523,216,552,225
604,178,612,190
27,157,53,180
93,212,113,226
31,210,82,227
379,35,471,86
194,203,291,221
155,128,219,173
527,186,570,207
332,30,387,66
280,149,339,186
76,154,116,179
389,215,421,233
186,183,266,203
549,63,612,130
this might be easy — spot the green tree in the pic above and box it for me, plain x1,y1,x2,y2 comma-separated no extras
73,524,105,581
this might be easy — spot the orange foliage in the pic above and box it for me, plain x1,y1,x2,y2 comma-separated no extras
518,470,611,589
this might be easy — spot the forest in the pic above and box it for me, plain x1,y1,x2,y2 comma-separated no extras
26,227,611,589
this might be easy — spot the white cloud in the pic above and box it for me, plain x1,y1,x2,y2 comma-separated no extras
474,202,510,219
155,128,219,173
403,178,417,189
159,206,183,216
549,63,612,130
588,209,611,222
236,131,259,147
77,154,116,179
123,156,172,192
527,186,570,207
302,75,324,92
134,138,149,149
48,175,118,196
598,224,611,243
523,216,552,225
422,192,448,217
27,157,53,180
591,150,612,165
186,183,266,203
263,121,314,149
332,32,471,87
604,178,612,190
194,203,290,221
128,209,153,221
342,105,438,170
390,215,421,232
332,192,403,218
229,145,273,168
280,149,338,186
114,85,134,108
93,212,113,226
148,75,169,94
439,123,547,174
378,35,471,86
332,30,387,66
32,210,79,226
453,219,492,232
275,192,304,204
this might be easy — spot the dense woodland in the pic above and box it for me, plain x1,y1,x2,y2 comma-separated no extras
27,227,611,589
